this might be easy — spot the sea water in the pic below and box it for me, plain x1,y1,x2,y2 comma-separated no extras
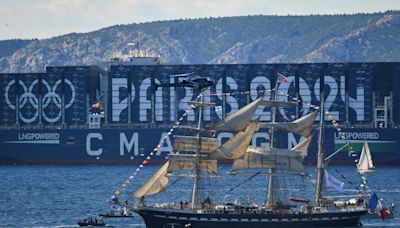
0,164,399,227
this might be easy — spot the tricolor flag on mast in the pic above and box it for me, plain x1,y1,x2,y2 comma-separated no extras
368,192,378,211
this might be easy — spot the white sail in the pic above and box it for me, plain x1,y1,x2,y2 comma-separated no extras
207,121,259,160
214,98,263,131
291,135,313,158
289,111,317,137
259,111,317,137
131,161,170,198
357,141,374,174
231,135,312,173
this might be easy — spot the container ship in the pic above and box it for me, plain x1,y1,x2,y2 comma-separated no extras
1,57,400,164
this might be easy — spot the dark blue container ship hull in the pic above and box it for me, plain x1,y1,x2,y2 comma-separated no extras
1,128,400,164
1,62,400,164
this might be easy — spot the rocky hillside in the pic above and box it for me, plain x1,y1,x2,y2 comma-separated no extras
1,11,400,73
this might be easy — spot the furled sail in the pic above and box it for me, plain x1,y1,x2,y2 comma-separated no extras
260,100,297,108
173,136,218,153
213,98,263,131
176,126,216,135
259,111,317,137
207,121,259,160
187,101,215,107
357,141,374,174
231,147,305,173
131,161,170,198
168,154,218,174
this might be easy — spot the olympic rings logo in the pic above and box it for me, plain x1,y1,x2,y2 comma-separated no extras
5,79,76,123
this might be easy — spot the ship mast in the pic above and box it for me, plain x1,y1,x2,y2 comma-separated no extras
191,88,205,209
266,76,279,208
314,76,325,206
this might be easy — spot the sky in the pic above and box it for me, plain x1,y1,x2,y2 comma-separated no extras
1,0,399,40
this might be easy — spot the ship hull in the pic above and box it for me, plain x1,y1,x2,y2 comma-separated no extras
2,62,400,165
134,206,367,228
1,128,400,164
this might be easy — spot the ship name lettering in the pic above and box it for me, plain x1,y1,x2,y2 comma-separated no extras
110,74,366,122
86,133,103,156
120,132,139,156
156,132,172,155
335,132,379,140
18,133,60,140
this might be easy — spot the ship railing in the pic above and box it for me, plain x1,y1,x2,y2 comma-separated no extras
0,124,88,130
317,197,366,210
101,123,157,129
139,201,315,215
2,122,397,130
142,201,190,210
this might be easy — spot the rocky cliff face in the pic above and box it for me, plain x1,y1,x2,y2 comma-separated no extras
1,12,399,73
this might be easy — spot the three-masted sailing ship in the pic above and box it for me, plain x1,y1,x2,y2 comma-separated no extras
131,75,368,228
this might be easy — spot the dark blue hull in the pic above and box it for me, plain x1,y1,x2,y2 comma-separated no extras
2,62,400,165
134,206,367,228
1,127,400,164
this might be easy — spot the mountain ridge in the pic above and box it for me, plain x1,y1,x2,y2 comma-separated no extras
1,12,400,73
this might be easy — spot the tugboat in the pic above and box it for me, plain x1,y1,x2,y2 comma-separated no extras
131,73,368,227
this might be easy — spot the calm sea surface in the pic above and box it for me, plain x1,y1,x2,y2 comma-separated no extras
1,164,399,227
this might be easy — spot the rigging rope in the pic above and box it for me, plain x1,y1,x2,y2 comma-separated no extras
110,93,203,201
228,170,263,192
109,76,344,203
333,168,363,194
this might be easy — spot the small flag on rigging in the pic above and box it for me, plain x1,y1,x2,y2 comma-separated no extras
278,73,289,83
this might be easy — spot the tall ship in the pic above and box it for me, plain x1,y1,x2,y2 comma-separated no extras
1,58,400,164
131,76,368,227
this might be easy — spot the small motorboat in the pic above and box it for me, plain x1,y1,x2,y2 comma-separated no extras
77,217,106,226
99,206,133,218
98,211,133,218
